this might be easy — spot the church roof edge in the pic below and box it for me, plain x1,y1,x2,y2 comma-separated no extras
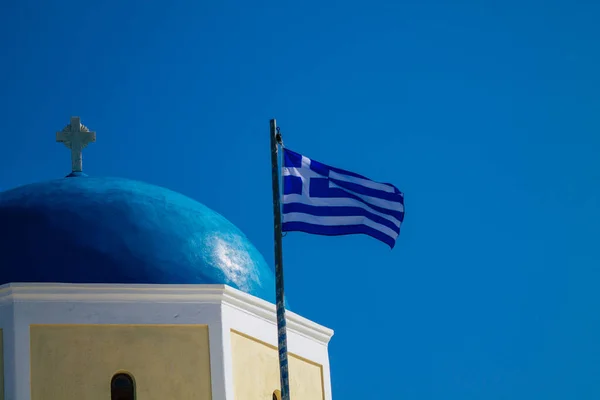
0,283,334,344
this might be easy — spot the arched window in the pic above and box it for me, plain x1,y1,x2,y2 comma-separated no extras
273,389,282,400
111,372,135,400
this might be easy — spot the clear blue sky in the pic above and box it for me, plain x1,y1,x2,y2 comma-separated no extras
1,0,599,398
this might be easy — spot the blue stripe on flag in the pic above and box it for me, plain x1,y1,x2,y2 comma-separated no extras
282,221,397,249
328,176,404,202
309,179,404,222
282,203,401,234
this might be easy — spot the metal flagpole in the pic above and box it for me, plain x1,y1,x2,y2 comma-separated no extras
270,118,291,400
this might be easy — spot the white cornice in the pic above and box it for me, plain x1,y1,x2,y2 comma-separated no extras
0,283,334,344
220,285,334,344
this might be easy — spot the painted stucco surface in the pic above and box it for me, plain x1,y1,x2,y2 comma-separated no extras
0,176,276,303
30,324,211,400
230,330,324,400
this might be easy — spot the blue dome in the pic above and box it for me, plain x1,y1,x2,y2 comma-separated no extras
0,176,277,303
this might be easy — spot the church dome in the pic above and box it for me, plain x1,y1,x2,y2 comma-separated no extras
0,176,276,303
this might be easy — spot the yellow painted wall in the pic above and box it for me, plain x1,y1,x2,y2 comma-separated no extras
230,330,324,400
30,324,212,400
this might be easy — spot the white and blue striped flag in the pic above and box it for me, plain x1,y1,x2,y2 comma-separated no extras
281,148,405,248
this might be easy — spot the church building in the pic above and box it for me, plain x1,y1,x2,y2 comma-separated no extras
0,117,333,400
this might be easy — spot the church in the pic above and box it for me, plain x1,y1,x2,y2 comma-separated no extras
0,117,333,400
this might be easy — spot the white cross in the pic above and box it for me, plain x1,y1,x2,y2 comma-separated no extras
56,116,96,173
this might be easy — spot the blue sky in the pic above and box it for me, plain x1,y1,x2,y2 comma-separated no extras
1,0,599,398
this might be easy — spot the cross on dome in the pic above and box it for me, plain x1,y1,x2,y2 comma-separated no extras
56,116,96,173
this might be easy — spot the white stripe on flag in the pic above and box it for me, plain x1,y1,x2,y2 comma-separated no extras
282,213,399,240
329,170,396,193
283,194,402,228
328,179,404,213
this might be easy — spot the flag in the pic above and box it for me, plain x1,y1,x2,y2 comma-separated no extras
281,148,405,248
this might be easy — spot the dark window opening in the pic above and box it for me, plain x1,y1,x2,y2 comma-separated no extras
111,373,135,400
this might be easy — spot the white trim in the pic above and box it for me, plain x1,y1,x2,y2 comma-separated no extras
0,283,334,345
0,304,16,400
207,310,228,400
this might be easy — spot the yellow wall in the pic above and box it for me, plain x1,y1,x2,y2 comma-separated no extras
30,324,212,400
230,330,324,400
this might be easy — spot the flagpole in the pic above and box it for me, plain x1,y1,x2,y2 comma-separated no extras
270,118,291,400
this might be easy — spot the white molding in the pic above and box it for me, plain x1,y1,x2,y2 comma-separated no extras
0,283,334,345
0,304,16,400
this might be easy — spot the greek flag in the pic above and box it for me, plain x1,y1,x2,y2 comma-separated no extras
282,149,405,248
